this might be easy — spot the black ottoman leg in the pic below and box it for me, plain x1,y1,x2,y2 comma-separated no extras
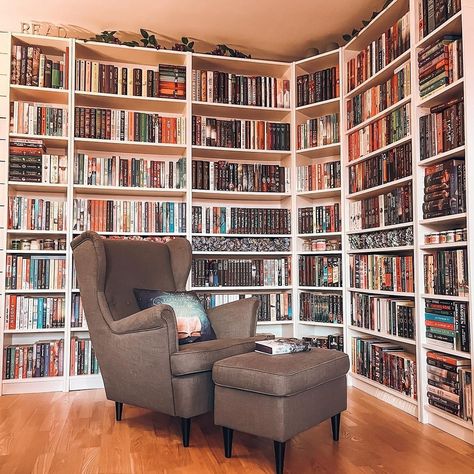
115,402,123,421
181,417,191,447
223,427,234,458
274,441,286,474
331,413,341,441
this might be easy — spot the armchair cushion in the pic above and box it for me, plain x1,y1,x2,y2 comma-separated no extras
171,336,270,376
134,289,216,345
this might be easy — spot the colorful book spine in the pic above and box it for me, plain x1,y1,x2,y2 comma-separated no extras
296,65,339,107
296,113,339,150
297,204,341,234
299,292,343,323
8,197,66,231
298,255,342,287
10,102,68,136
296,160,341,192
418,0,462,39
70,337,100,376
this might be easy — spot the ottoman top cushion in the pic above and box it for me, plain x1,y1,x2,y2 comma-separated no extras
212,349,349,397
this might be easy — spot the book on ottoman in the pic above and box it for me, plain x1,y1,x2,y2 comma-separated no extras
255,338,310,355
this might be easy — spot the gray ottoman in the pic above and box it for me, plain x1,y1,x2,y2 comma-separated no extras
212,349,350,474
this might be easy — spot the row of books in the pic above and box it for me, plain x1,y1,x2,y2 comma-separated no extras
346,12,411,92
5,255,66,290
426,351,471,421
9,139,67,184
192,236,291,253
419,98,464,161
352,337,417,399
348,226,414,250
4,295,66,330
11,45,67,88
423,159,465,219
75,61,186,99
417,36,463,98
348,103,411,162
198,293,292,322
191,206,290,235
70,337,100,376
423,249,468,297
73,154,186,189
296,160,341,193
349,254,415,293
299,292,343,324
348,142,412,194
8,197,66,231
418,0,461,39
74,107,186,144
191,70,290,108
191,258,290,287
296,113,339,150
304,335,344,352
298,255,342,288
425,299,469,353
297,204,341,234
350,293,415,340
296,65,339,107
3,339,64,379
72,199,186,234
347,61,410,130
191,116,290,150
11,102,68,137
192,160,290,193
348,184,413,231
71,294,86,329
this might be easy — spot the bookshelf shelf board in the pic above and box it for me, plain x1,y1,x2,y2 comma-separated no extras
424,405,473,431
296,143,341,159
69,373,104,391
421,294,469,303
192,251,292,256
74,138,186,155
10,85,69,104
73,185,186,198
7,229,67,236
71,327,89,332
345,50,411,100
3,328,66,334
192,145,290,160
297,232,342,238
346,221,413,235
257,321,293,326
7,182,68,193
190,286,292,292
348,288,415,297
344,135,412,167
297,250,343,255
346,95,412,135
422,343,470,360
348,246,414,254
348,325,416,345
72,231,187,237
299,321,344,328
418,78,464,109
417,146,465,167
71,289,80,293
2,376,64,385
295,49,339,71
192,190,291,201
75,40,187,66
5,250,67,255
415,10,463,50
296,188,341,199
5,289,66,294
2,376,65,394
420,242,468,250
419,213,467,227
295,97,340,117
192,233,290,238
346,176,412,200
9,133,68,148
298,286,343,291
75,91,187,114
191,101,290,120
350,372,418,407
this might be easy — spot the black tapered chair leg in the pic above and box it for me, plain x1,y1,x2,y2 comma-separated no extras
115,402,123,421
223,427,234,458
274,441,286,474
181,417,191,447
331,413,341,441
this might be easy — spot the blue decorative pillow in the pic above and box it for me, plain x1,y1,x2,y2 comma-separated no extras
134,289,216,345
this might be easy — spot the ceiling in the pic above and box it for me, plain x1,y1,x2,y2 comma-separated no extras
1,0,386,61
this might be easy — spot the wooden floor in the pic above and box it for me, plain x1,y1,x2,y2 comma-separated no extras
0,387,473,473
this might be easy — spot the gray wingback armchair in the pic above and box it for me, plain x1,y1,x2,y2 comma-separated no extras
71,231,268,446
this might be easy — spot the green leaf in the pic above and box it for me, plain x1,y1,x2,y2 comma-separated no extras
342,34,352,42
371,11,378,19
182,36,189,44
188,41,194,49
362,20,370,26
140,29,149,38
351,29,359,36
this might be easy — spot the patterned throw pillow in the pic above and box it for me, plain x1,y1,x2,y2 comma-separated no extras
134,289,216,345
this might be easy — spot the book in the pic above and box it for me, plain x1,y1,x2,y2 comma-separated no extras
299,255,342,287
297,204,341,234
71,293,87,329
70,337,100,376
193,69,290,108
296,65,339,107
418,0,462,39
296,160,341,192
10,101,68,136
8,196,66,231
296,113,339,149
299,292,343,324
255,338,310,355
348,226,414,250
303,335,344,352
192,236,291,253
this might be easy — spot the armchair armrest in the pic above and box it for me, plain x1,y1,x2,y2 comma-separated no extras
207,297,259,338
